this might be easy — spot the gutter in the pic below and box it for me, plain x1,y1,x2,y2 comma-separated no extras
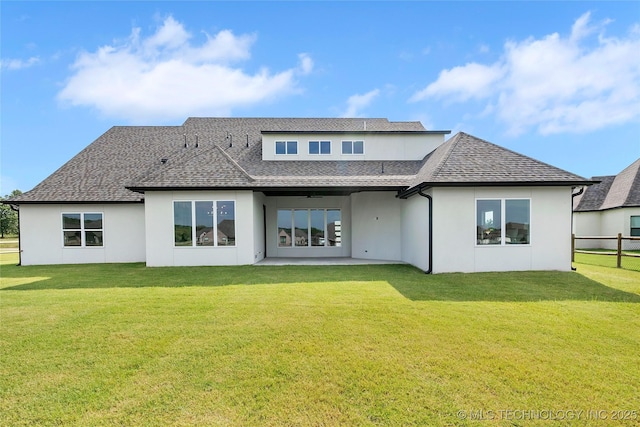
416,189,433,274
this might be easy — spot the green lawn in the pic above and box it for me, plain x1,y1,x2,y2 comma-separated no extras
1,254,639,426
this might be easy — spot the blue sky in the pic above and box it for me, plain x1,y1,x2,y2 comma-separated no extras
2,1,639,195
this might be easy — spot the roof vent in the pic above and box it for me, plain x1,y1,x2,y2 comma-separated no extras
183,133,187,148
160,158,168,165
195,133,199,148
246,134,249,148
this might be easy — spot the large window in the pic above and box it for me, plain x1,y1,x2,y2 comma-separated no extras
174,201,235,247
342,140,364,154
309,140,331,155
477,199,530,245
631,216,640,236
275,140,298,155
62,212,103,247
278,208,341,247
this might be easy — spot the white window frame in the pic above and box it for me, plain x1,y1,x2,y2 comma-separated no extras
173,200,236,248
341,140,364,155
62,212,104,248
475,198,531,247
277,208,342,248
275,140,298,155
309,140,331,155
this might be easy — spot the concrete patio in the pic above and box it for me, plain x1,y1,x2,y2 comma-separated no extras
255,257,404,266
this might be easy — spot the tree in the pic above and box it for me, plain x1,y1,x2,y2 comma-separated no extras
0,189,22,238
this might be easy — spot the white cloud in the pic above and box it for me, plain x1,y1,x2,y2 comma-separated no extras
410,12,640,136
0,56,40,70
57,16,312,122
298,53,313,75
341,89,380,118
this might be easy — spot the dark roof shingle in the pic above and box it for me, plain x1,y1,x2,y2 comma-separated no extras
574,158,640,211
8,119,591,204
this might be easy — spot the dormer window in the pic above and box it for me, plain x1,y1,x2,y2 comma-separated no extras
275,140,298,155
342,140,364,154
309,140,331,155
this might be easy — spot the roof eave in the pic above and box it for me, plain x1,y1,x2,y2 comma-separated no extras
398,180,596,199
260,130,451,135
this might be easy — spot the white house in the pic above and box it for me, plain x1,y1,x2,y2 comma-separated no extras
7,118,591,273
573,158,640,250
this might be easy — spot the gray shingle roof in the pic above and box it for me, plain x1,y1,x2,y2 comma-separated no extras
8,119,591,204
574,158,640,211
406,132,589,189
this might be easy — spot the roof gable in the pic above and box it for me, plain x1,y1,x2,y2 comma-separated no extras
408,132,588,189
575,158,640,211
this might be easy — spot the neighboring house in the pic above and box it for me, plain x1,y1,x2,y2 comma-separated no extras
7,117,591,273
573,158,640,250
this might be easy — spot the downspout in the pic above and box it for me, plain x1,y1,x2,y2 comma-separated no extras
570,187,585,271
10,204,21,266
417,188,433,274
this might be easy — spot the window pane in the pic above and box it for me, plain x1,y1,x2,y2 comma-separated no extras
287,141,298,154
195,201,214,246
275,141,286,154
477,200,501,245
217,201,235,246
63,213,81,230
277,210,292,247
327,209,342,247
84,213,102,229
342,141,352,154
506,199,530,244
310,209,325,246
353,140,364,154
174,201,193,246
309,141,319,154
320,140,331,154
64,231,81,246
631,216,640,236
294,209,308,246
85,231,103,246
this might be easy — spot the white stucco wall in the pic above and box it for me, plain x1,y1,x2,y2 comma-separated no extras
431,186,574,273
351,192,402,261
261,133,445,161
574,208,640,249
253,192,266,262
400,190,430,271
18,203,146,266
265,195,351,258
144,190,255,266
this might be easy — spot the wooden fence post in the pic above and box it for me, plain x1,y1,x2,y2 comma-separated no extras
571,233,575,263
617,233,622,268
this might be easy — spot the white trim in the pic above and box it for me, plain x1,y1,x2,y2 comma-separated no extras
275,140,299,155
61,211,104,248
475,198,531,247
173,200,237,248
308,140,332,155
341,140,365,155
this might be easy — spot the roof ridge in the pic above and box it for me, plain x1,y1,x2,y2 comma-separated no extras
213,144,255,182
432,132,463,178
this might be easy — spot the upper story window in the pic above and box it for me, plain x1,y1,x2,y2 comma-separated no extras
631,216,640,236
309,140,331,155
476,199,530,245
62,212,103,247
342,140,364,154
275,140,298,155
